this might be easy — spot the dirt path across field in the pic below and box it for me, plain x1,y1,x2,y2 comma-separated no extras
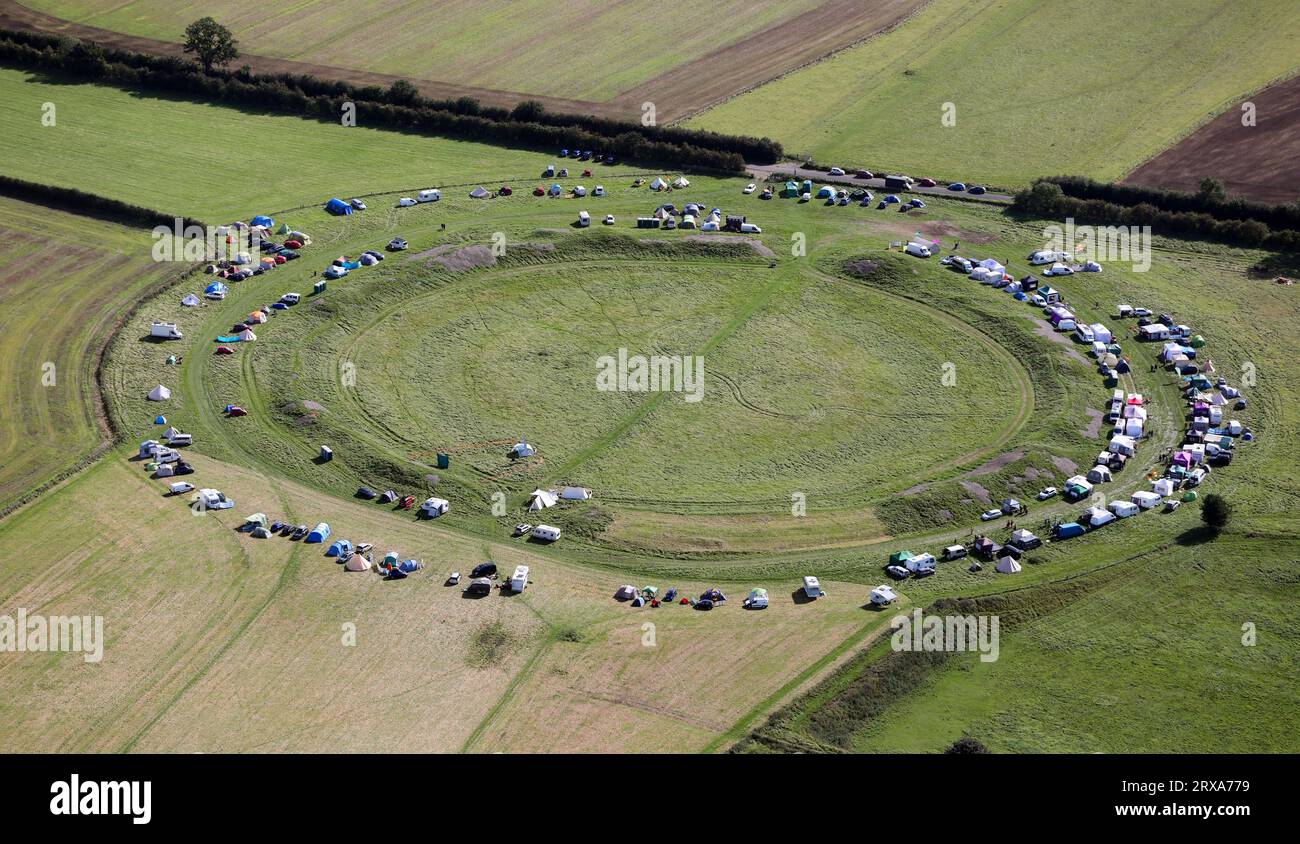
1123,71,1300,203
0,0,927,124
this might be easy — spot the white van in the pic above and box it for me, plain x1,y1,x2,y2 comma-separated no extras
578,211,590,227
150,322,183,339
510,565,529,592
398,197,417,207
532,525,561,542
281,293,300,305
739,222,762,234
168,481,195,495
802,575,825,599
417,189,441,203
905,241,932,258
1029,250,1072,265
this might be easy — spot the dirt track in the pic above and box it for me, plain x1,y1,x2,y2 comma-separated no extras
0,0,925,125
1123,72,1300,204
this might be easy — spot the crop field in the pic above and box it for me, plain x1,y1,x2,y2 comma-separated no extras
0,67,619,221
690,0,1300,188
2,73,1298,757
0,194,177,513
10,0,926,119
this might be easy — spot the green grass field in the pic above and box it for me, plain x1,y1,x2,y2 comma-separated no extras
2,74,1298,753
0,67,646,221
691,0,1300,187
23,0,821,102
0,194,177,513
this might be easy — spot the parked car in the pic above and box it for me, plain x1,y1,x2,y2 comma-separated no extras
968,185,987,195
290,525,309,540
513,523,533,536
855,169,874,179
349,198,366,211
829,167,846,176
981,509,1003,521
885,565,910,580
1133,307,1152,317
948,182,966,191
387,237,407,251
603,214,615,225
1037,486,1058,500
398,197,416,207
743,183,756,194
1044,263,1074,277
917,178,937,187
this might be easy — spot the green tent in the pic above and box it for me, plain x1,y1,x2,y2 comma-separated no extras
781,180,799,198
276,222,291,235
889,550,913,564
1182,490,1199,502
244,513,268,526
1189,335,1206,348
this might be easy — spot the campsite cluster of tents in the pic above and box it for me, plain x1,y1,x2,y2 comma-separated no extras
236,514,424,579
951,249,1252,548
614,584,732,610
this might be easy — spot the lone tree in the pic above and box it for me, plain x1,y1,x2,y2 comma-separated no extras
183,17,239,73
1200,493,1232,535
1198,177,1227,203
945,736,990,754
386,79,419,105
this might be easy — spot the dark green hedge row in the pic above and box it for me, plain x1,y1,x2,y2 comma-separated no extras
1013,181,1300,252
0,174,206,229
0,29,768,171
1041,175,1300,231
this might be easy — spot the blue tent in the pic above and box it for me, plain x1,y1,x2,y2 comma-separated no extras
398,559,421,573
205,281,227,295
816,186,833,198
549,184,563,196
154,415,167,425
251,215,274,227
326,539,353,557
306,522,332,543
324,198,353,216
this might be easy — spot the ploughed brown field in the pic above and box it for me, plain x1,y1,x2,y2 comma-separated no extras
1124,73,1300,204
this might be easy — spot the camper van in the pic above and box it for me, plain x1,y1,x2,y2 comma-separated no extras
1028,250,1072,265
150,322,183,339
802,576,825,599
739,222,762,234
509,565,529,592
869,585,898,606
578,211,590,227
531,524,561,542
419,496,450,517
905,241,932,258
417,189,441,203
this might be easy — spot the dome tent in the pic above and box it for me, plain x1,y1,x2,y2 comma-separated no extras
324,198,353,215
147,385,171,401
251,215,274,228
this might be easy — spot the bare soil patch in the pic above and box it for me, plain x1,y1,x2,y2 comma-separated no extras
1123,72,1300,203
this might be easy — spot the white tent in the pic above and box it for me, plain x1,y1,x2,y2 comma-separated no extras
511,439,536,458
978,258,1006,275
236,329,257,342
1108,434,1136,455
1152,478,1176,497
649,177,667,191
672,177,690,188
344,555,372,572
527,489,558,511
1090,323,1113,344
180,293,201,307
560,486,591,500
995,556,1022,574
1087,465,1112,483
147,385,171,401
